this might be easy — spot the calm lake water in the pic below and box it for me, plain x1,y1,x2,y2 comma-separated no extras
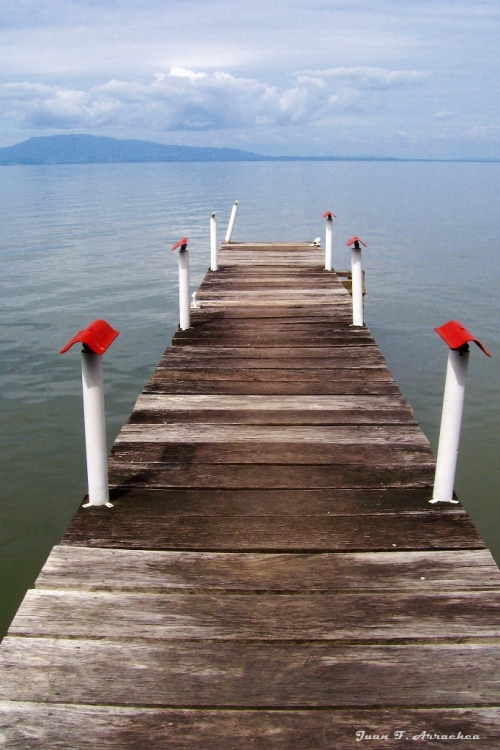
1,161,499,637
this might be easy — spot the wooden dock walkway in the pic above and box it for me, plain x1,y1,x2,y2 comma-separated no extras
1,241,500,747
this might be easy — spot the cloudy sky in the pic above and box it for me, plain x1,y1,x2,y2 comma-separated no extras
1,0,499,157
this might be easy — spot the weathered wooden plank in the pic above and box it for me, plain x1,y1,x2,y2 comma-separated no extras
107,460,435,490
193,301,351,312
115,423,429,445
157,359,388,372
173,328,373,338
220,241,320,247
172,334,376,347
160,347,386,362
109,443,433,467
129,394,417,425
143,367,395,383
143,380,403,396
218,252,322,260
219,266,328,271
190,309,356,320
159,346,384,361
196,292,350,301
133,394,408,409
0,704,496,750
10,589,500,641
199,281,345,290
176,322,375,334
64,487,459,517
129,408,417,426
36,547,500,593
1,639,499,707
63,508,482,551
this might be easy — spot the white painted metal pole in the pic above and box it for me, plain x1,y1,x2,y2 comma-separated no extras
210,212,218,271
81,350,109,507
225,201,238,243
351,244,364,326
430,347,469,504
178,248,190,330
325,216,333,271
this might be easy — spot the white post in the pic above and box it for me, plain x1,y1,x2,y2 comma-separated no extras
178,247,190,330
430,347,469,504
81,350,110,507
351,243,364,326
210,212,218,271
325,214,333,271
225,200,238,243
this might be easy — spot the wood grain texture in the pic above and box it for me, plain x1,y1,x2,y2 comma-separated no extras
143,380,403,396
64,486,457,516
106,461,436,489
129,393,417,425
62,509,482,551
36,546,500,593
1,638,500,707
10,589,500,641
0,704,497,750
108,444,433,467
114,422,430,445
142,368,396,385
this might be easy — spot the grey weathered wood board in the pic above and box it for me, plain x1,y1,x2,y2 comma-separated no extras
1,241,498,746
10,588,500,640
35,547,500,593
1,704,498,750
2,639,500,707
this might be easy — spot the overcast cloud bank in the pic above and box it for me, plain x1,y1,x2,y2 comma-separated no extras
0,66,428,134
1,0,499,158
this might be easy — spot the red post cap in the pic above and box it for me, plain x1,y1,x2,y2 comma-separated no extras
322,211,337,219
60,319,119,355
171,237,188,251
346,236,367,247
435,320,491,356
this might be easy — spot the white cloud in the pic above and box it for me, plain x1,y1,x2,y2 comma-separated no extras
469,124,500,137
301,67,429,89
0,65,429,134
169,67,207,81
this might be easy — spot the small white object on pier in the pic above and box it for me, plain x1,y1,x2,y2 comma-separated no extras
210,213,218,271
172,237,190,330
346,236,367,327
431,320,491,504
225,201,238,243
60,320,119,507
322,211,337,271
81,351,110,507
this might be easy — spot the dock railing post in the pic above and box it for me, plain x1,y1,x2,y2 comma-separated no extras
322,211,337,271
172,237,190,330
225,201,238,243
210,213,218,271
346,236,367,326
430,320,491,504
60,319,119,508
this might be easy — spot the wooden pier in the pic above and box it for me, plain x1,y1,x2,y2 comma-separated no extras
1,241,500,747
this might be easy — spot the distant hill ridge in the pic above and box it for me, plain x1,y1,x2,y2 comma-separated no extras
0,134,274,165
0,134,498,165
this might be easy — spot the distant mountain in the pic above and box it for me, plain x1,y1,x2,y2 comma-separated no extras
0,134,272,165
1,134,498,165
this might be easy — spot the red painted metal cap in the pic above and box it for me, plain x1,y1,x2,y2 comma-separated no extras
171,237,188,251
435,320,491,356
346,236,367,247
60,319,119,355
322,211,337,219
